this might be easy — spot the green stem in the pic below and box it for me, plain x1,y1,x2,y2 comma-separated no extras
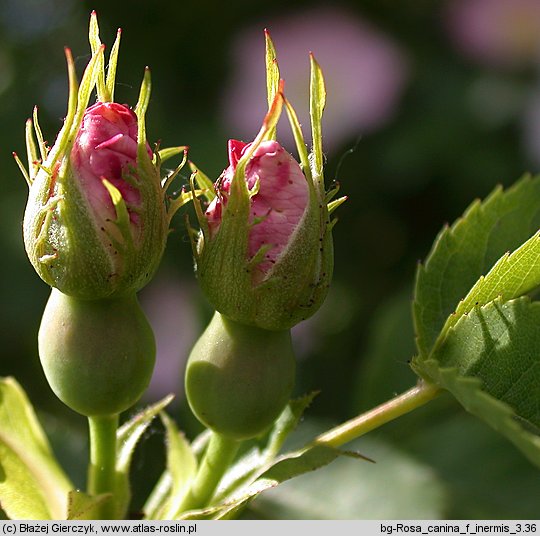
315,381,441,448
179,432,240,513
88,414,119,519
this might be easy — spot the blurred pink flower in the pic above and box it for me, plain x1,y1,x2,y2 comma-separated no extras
445,0,540,69
222,7,408,153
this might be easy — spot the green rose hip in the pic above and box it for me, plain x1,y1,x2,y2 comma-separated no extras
39,289,155,416
185,311,295,439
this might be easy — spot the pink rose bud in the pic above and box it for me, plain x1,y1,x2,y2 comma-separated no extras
19,17,179,300
206,139,309,281
71,102,151,229
190,36,343,331
193,134,333,331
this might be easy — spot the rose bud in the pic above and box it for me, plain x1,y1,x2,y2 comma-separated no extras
17,16,186,301
206,138,310,282
16,13,189,418
191,85,341,331
185,38,345,440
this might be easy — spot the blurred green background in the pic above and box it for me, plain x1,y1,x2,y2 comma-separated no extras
1,0,539,519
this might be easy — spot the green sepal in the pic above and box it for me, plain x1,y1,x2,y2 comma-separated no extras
32,106,48,162
189,162,216,202
158,146,187,165
13,149,31,187
89,12,109,102
282,96,312,183
102,179,135,254
265,29,280,141
106,29,121,102
328,196,347,215
26,116,40,179
309,53,326,196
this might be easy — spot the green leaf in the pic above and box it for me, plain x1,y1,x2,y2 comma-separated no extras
252,435,447,519
115,395,173,518
179,443,349,520
152,412,197,520
443,231,540,335
0,442,51,520
143,472,172,520
414,175,540,358
67,491,112,520
265,393,319,458
420,297,540,468
0,377,72,520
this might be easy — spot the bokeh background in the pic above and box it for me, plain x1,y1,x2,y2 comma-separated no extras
1,0,540,519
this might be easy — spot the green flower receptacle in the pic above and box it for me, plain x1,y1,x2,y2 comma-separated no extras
38,289,155,416
185,311,295,440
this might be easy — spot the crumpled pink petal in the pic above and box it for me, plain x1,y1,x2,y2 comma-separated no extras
70,101,151,226
206,139,309,277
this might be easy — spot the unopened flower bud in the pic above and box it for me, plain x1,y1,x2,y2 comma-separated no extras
16,13,190,417
71,101,151,232
206,139,310,281
193,133,333,331
185,35,345,438
20,26,168,300
191,45,343,331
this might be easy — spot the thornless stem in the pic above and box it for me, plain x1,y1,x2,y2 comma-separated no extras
88,414,119,519
315,381,441,448
179,432,240,513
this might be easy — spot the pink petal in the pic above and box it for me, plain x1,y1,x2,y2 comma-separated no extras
206,140,309,278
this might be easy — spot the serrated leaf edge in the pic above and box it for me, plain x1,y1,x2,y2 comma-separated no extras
413,175,539,358
415,296,540,468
